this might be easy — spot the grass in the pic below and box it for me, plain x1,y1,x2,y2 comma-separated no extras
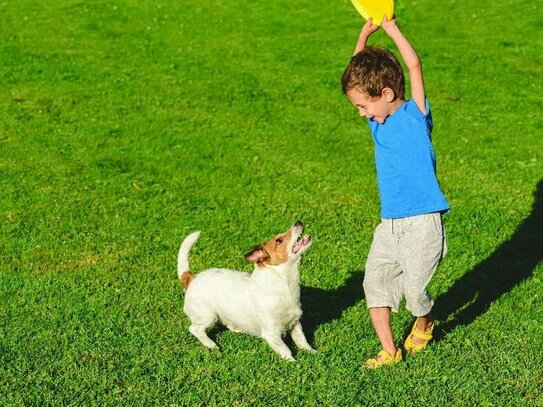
1,0,542,405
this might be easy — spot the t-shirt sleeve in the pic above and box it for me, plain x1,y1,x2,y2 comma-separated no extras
405,98,430,120
406,98,432,133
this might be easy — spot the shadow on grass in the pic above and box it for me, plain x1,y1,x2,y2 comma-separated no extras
433,179,543,340
300,271,364,343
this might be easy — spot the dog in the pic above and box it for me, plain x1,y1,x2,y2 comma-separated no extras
177,221,315,361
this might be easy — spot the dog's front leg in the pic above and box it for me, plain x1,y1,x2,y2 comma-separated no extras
261,331,295,361
290,322,316,353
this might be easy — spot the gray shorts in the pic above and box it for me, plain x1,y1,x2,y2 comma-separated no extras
363,212,447,316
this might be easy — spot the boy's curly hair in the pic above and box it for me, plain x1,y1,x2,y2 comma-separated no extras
341,46,405,100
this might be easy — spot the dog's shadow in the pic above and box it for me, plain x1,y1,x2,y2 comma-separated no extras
431,179,543,339
300,272,364,343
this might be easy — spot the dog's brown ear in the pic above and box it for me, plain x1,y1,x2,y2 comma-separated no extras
244,246,269,264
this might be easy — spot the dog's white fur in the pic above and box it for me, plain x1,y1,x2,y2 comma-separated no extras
178,221,315,361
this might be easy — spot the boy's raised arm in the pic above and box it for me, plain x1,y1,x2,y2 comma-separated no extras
353,18,379,55
381,17,426,114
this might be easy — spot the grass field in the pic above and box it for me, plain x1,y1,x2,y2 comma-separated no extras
1,0,542,405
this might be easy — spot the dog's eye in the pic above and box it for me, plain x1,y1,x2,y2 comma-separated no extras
275,237,283,245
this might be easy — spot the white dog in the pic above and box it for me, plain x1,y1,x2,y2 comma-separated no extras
178,221,315,361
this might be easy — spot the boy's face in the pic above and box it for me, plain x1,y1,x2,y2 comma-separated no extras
346,87,399,124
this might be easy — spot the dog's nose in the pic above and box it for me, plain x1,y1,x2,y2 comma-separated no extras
295,220,304,227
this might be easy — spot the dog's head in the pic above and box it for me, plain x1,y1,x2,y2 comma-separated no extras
244,221,312,267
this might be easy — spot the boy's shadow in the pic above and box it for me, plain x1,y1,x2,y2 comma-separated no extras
432,179,543,339
300,180,542,345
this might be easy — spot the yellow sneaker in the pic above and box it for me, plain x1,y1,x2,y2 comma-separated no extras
364,349,403,369
404,322,434,354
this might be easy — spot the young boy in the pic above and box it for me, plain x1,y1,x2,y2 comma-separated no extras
341,17,449,368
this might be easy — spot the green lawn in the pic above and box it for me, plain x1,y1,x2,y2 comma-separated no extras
1,0,542,405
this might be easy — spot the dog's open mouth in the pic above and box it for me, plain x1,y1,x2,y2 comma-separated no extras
293,234,311,254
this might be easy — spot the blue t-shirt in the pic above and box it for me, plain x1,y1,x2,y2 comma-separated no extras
368,99,449,219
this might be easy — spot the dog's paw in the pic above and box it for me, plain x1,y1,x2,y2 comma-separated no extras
280,352,296,361
202,341,219,350
298,345,316,353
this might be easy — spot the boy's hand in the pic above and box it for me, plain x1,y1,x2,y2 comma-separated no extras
380,15,398,34
354,18,379,55
361,18,379,38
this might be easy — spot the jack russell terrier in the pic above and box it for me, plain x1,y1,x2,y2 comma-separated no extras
178,221,315,361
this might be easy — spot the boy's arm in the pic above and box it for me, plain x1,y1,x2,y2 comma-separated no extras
381,17,426,114
353,18,379,55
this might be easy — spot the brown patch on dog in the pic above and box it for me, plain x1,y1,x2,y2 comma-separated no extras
259,229,292,266
245,246,270,264
245,228,296,267
180,271,195,289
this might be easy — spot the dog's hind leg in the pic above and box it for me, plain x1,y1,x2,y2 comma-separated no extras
189,322,219,349
290,323,316,353
185,299,219,349
262,331,295,361
186,309,219,349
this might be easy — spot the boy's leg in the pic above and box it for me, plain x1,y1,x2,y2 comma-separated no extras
363,220,404,314
415,313,433,334
368,307,396,357
399,213,446,315
363,220,403,366
365,307,403,368
403,312,435,354
398,213,447,350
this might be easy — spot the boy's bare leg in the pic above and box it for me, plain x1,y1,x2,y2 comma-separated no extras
411,313,434,345
368,307,397,359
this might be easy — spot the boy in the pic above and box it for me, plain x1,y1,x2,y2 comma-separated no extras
341,17,449,368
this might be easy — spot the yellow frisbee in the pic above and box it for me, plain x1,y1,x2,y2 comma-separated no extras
350,0,394,26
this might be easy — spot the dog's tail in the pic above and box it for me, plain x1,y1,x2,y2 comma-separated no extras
177,231,201,289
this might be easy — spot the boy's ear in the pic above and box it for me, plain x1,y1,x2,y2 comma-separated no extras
382,87,396,102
